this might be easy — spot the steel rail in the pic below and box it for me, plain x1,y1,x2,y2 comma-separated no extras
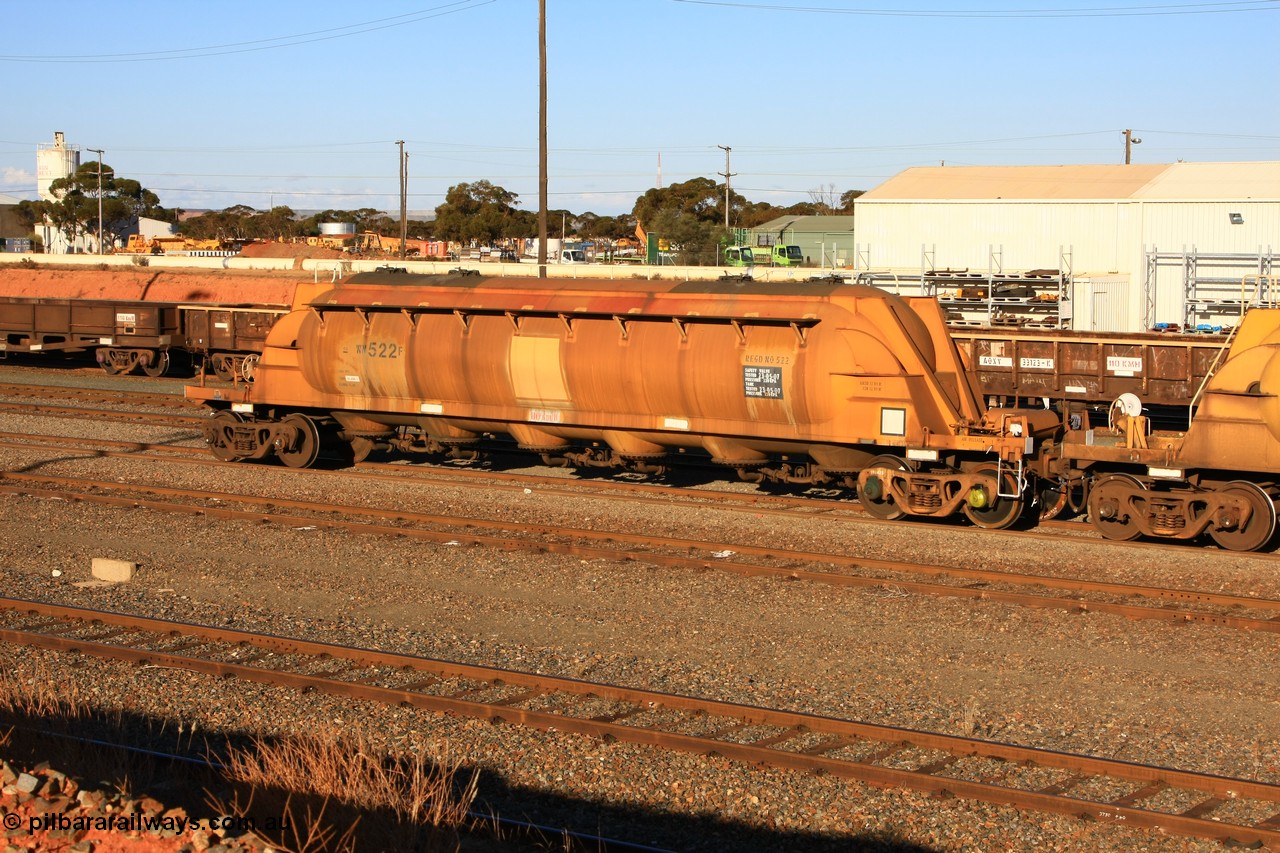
7,376,1280,553
0,400,205,425
0,434,203,458
4,398,1276,560
0,381,193,410
0,597,1277,848
1,401,1275,554
3,472,1280,635
0,431,852,514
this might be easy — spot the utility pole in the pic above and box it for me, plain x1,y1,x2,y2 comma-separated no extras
88,148,104,254
1123,129,1142,165
396,140,407,260
717,145,734,230
538,0,548,278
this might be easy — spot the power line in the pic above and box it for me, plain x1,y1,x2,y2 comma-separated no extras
0,2,493,63
669,1,1280,18
5,130,1274,162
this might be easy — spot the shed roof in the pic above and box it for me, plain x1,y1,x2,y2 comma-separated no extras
1133,161,1280,199
858,162,1280,201
754,214,856,232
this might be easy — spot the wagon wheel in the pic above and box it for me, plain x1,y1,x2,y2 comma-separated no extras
349,436,376,464
141,350,170,378
99,351,121,376
1087,473,1145,541
207,411,244,463
240,354,260,382
211,354,235,382
1209,481,1278,552
962,464,1024,530
858,454,910,521
277,413,321,469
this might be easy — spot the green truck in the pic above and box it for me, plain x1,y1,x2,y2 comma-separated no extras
724,244,804,267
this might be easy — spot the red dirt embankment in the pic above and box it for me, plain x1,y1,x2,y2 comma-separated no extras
0,267,314,306
238,242,346,261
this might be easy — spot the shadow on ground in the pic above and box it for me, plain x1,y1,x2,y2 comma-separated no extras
0,703,941,853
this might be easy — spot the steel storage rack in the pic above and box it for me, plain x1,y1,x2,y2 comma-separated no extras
922,247,1072,330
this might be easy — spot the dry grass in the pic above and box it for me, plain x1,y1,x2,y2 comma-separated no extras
219,730,477,826
0,659,481,852
960,697,981,737
0,659,91,722
209,728,479,853
0,659,175,799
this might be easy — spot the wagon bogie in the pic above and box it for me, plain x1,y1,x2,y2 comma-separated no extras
97,348,141,375
1082,472,1279,550
857,457,1027,528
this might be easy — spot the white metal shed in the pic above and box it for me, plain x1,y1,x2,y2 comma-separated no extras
853,162,1280,332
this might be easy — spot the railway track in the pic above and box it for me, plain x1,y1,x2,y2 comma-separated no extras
8,383,1280,558
6,381,1280,551
3,407,1276,556
1,596,1276,849
3,468,1280,635
0,380,199,412
4,385,1280,638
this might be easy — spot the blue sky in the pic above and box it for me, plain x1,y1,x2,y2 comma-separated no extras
2,0,1277,216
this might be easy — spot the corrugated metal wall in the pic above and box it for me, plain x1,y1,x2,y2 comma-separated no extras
1141,201,1278,251
853,201,1135,273
853,198,1278,333
1073,275,1130,332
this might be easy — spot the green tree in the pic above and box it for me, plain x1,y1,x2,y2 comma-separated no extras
632,178,749,264
248,206,299,240
44,161,166,250
739,201,788,228
178,206,252,241
13,200,45,250
576,212,633,243
633,177,726,226
839,189,864,211
432,181,533,245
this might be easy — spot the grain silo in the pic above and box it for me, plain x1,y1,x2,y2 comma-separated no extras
36,132,80,201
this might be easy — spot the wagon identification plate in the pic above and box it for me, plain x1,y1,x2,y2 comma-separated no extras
979,355,1054,370
1107,356,1143,376
355,341,403,358
743,366,783,399
1019,357,1055,370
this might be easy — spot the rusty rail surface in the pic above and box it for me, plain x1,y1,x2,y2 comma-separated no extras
0,400,205,426
0,597,1276,848
1,391,1275,553
0,379,205,427
3,471,1280,635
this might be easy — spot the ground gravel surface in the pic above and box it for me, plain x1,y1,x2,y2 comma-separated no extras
0,364,1277,851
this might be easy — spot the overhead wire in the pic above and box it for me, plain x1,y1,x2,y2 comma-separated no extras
0,1,494,63
669,0,1280,18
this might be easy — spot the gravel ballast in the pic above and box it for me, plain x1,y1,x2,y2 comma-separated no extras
0,368,1277,851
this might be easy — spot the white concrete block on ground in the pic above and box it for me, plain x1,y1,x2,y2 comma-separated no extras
91,557,136,583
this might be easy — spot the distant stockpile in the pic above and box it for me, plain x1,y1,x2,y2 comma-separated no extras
0,265,309,306
237,241,347,262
